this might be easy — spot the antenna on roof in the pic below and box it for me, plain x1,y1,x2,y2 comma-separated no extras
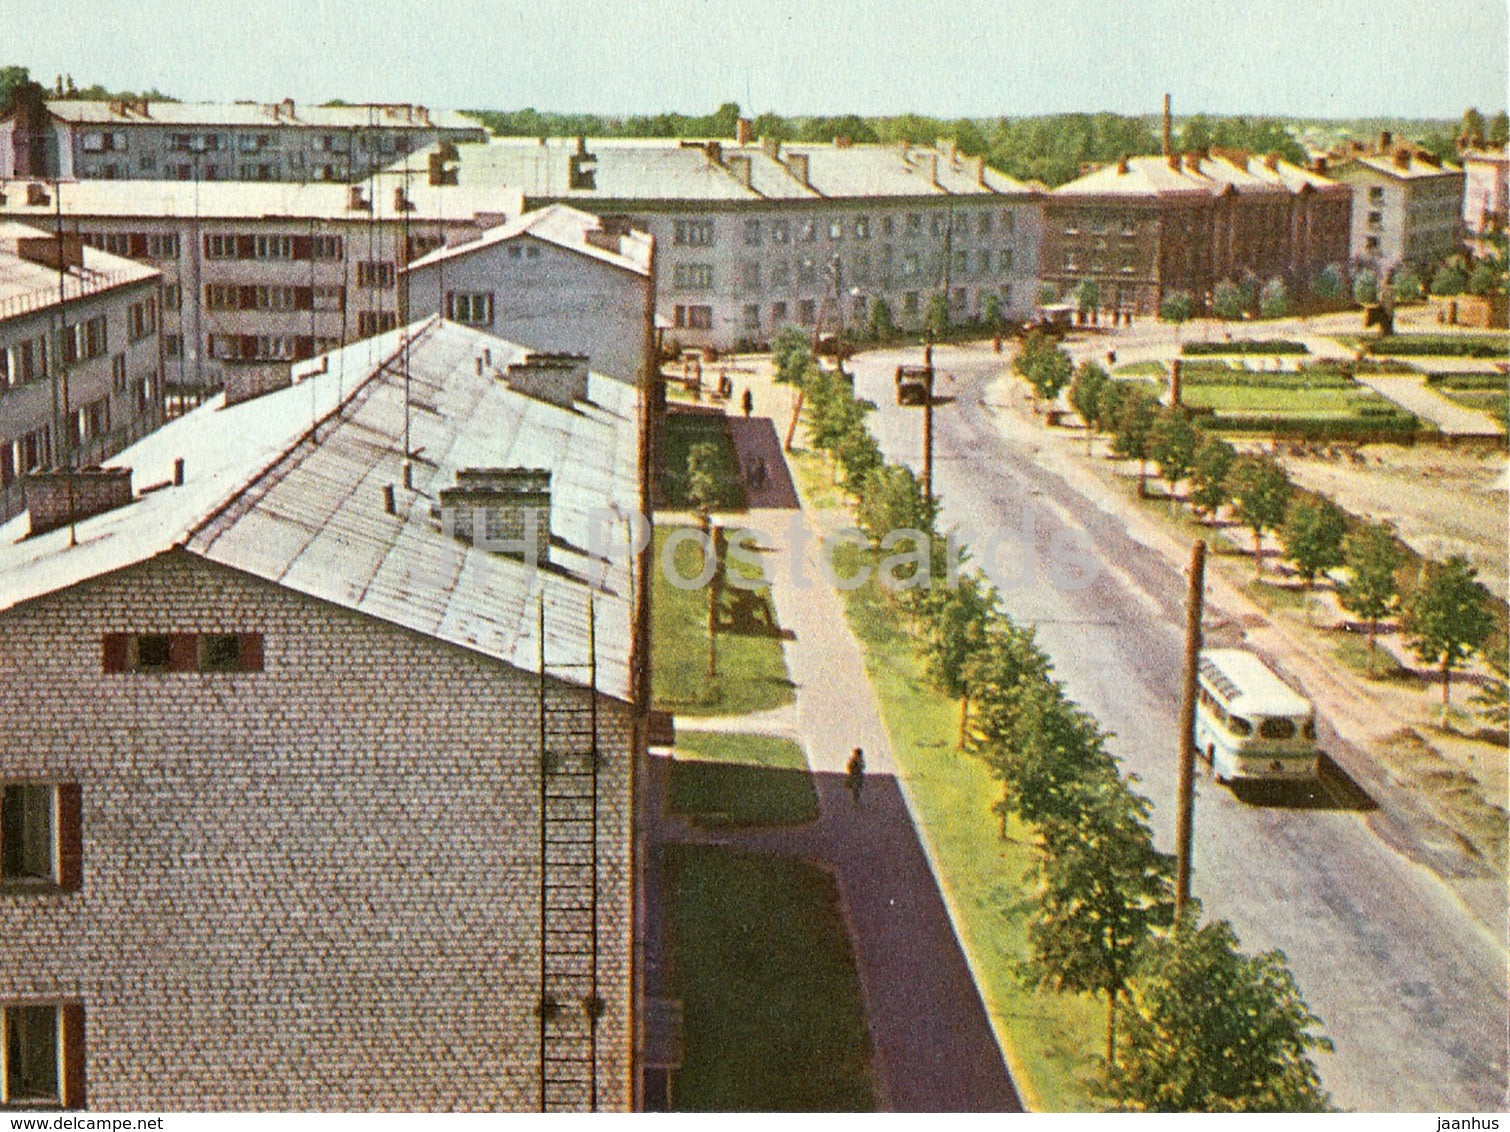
401,160,413,484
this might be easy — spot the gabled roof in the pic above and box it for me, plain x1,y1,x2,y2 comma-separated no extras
1332,153,1465,182
0,219,160,314
404,202,652,276
1051,153,1341,201
0,319,641,698
389,137,1035,204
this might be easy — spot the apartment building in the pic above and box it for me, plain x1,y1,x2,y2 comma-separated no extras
0,177,522,392
1327,135,1464,275
0,220,162,524
0,82,486,182
0,320,646,1111
1039,151,1352,315
392,132,1043,350
1461,146,1508,236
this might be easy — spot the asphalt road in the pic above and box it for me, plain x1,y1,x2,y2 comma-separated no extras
850,344,1509,1112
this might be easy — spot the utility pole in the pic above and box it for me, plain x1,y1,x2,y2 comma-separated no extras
1174,538,1206,919
921,339,935,506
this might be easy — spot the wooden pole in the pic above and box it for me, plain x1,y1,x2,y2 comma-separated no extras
1174,538,1206,919
922,342,935,506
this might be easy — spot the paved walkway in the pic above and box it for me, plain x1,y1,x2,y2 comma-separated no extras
1355,373,1506,436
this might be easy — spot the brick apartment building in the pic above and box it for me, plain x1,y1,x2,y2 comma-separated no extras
1039,150,1352,316
0,220,163,524
393,131,1044,349
0,176,527,393
0,83,485,183
1327,135,1464,276
0,319,648,1111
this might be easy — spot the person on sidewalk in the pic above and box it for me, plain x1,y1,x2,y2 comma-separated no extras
742,388,754,417
847,747,865,806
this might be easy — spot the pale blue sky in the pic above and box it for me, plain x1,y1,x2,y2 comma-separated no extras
2,0,1505,118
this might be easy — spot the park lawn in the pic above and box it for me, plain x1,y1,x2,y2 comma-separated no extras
1179,383,1391,415
1439,388,1510,429
822,538,1107,1111
665,844,877,1111
787,446,850,511
667,732,818,827
662,410,745,510
651,525,795,716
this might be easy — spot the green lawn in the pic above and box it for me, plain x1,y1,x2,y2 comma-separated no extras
1439,388,1510,429
665,845,877,1111
652,525,796,716
667,732,818,827
823,539,1106,1111
1111,360,1168,378
662,411,745,510
1180,383,1393,416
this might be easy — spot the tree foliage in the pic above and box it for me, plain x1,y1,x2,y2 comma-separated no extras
1229,456,1292,575
1405,555,1496,706
1111,386,1159,493
1338,523,1404,667
1149,408,1201,500
1211,279,1246,322
1258,277,1290,320
1312,263,1345,302
1159,291,1194,325
1014,333,1073,402
1283,497,1347,591
1351,269,1378,306
1189,435,1237,520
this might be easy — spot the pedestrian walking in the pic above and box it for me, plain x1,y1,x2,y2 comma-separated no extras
846,747,865,806
741,388,754,417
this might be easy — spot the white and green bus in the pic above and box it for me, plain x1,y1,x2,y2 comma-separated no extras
1196,649,1319,785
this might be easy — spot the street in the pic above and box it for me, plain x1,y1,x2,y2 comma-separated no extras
848,343,1509,1112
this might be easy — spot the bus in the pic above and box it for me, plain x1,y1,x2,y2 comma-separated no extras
1195,649,1319,785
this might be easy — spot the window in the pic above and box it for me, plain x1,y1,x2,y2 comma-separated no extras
163,334,182,359
771,220,790,245
13,427,51,475
446,291,494,326
769,260,790,288
311,235,343,260
2,336,47,388
1368,186,1384,204
1259,717,1297,741
930,214,946,237
102,632,263,675
111,354,127,391
744,218,762,246
901,251,920,278
978,213,994,236
671,263,714,290
906,213,922,236
854,216,870,239
770,300,788,324
978,249,992,273
145,234,179,259
797,299,816,324
903,291,919,317
742,303,760,330
312,285,345,312
64,317,108,363
1,1002,85,1109
739,262,760,292
1,783,81,892
1365,236,1380,253
829,219,844,240
357,311,398,336
1367,210,1383,227
799,219,817,243
1000,247,1014,272
797,257,817,284
1002,210,1015,234
882,216,895,236
162,283,181,308
253,286,298,311
672,305,713,330
127,297,156,342
672,219,715,246
357,261,395,289
205,284,239,311
203,234,238,259
254,235,293,260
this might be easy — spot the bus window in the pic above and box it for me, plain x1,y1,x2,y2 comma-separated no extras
1259,717,1296,740
1229,715,1252,736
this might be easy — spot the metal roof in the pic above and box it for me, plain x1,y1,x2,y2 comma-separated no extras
0,319,641,698
1052,153,1344,201
1199,649,1312,719
44,99,482,134
0,220,160,317
404,202,652,277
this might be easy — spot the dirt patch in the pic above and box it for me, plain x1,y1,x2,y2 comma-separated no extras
1375,728,1508,877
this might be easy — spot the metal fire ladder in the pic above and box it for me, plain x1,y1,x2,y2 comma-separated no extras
537,596,601,1112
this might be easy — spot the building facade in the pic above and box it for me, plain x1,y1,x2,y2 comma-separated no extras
0,221,162,523
0,322,645,1111
1039,151,1352,315
1328,139,1464,276
0,177,523,393
0,84,486,183
394,134,1044,350
1461,146,1509,236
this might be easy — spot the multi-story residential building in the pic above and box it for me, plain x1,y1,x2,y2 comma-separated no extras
1461,146,1509,236
0,319,648,1111
0,220,162,524
404,202,655,386
1039,150,1352,315
0,176,523,393
1327,135,1464,276
392,132,1044,349
0,83,486,182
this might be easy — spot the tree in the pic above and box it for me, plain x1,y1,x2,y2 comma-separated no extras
855,462,934,545
1149,408,1201,502
685,441,726,515
963,618,1054,833
1111,387,1159,495
1189,435,1236,521
1076,278,1101,317
1459,107,1488,149
925,291,951,337
1404,555,1495,707
1069,361,1111,452
981,292,1005,335
771,326,814,385
1211,279,1246,323
1490,110,1509,148
1431,262,1468,296
1351,268,1378,306
1109,920,1333,1112
1258,276,1290,319
919,572,998,746
834,423,884,491
1030,783,1176,1069
1158,290,1194,329
1313,263,1345,303
1337,523,1404,671
1037,282,1060,305
1391,269,1423,302
1467,260,1503,296
0,66,30,113
866,295,895,340
1014,333,1072,402
1229,456,1292,576
1283,498,1347,610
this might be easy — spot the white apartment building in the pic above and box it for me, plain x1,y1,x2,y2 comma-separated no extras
0,176,522,393
0,220,162,524
0,86,485,183
1328,138,1465,276
392,133,1044,350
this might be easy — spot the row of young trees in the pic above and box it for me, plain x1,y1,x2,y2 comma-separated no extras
782,329,1335,1109
1062,358,1499,703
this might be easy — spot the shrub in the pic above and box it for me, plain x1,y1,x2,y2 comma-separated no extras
1182,340,1309,356
1366,335,1509,358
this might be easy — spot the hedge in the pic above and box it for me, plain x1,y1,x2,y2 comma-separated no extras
1426,372,1510,390
1208,412,1420,440
1182,339,1310,356
1366,335,1510,358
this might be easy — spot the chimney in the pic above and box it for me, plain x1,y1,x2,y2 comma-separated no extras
977,154,988,185
502,352,590,408
16,234,83,271
735,117,752,145
568,137,598,190
834,135,853,148
27,467,134,536
26,182,49,207
437,467,552,565
785,151,810,187
280,97,296,120
1117,155,1130,175
1378,131,1392,153
1264,152,1279,172
928,153,940,188
393,185,414,212
761,135,780,160
725,153,753,188
705,140,723,165
585,217,634,254
1162,93,1172,157
347,185,368,210
1394,147,1411,170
